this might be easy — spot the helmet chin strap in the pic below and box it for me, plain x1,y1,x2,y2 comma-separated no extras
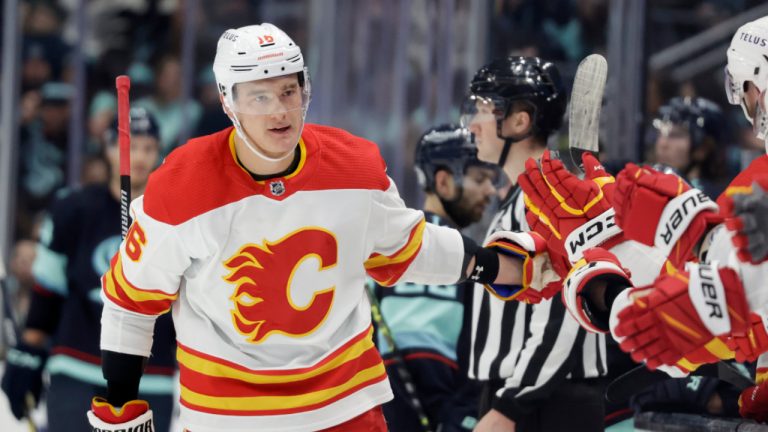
228,110,296,163
496,120,532,167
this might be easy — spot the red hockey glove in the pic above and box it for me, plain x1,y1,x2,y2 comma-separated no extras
722,176,768,264
613,163,720,269
562,248,632,333
613,264,748,370
483,231,562,304
519,151,621,278
730,311,768,363
740,381,768,423
87,397,154,432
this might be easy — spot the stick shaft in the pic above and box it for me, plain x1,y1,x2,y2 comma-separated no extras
116,75,131,239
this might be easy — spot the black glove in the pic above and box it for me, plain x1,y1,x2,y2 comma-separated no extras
630,375,720,415
1,341,48,420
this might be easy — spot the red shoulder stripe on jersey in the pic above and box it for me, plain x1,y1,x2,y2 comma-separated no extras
102,253,177,315
365,218,426,286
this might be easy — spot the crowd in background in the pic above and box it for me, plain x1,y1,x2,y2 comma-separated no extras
2,0,768,428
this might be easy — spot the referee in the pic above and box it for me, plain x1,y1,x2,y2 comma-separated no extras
460,56,610,432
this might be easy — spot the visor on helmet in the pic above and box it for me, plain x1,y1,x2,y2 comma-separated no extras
724,66,743,105
231,74,311,116
459,94,509,128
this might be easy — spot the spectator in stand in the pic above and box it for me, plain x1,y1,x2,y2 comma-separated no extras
17,82,73,233
135,54,202,155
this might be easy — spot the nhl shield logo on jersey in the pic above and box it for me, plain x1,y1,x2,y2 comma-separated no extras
222,228,338,344
269,180,285,196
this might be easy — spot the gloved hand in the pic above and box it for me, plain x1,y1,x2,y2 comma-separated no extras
729,311,768,363
0,341,47,420
613,264,747,369
631,375,721,415
519,150,621,278
87,397,154,431
482,230,561,304
740,381,768,423
562,247,631,333
613,163,720,269
722,176,768,264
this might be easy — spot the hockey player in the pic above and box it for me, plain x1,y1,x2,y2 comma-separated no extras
1,108,176,431
652,96,730,198
372,124,497,431
460,56,610,432
85,24,539,432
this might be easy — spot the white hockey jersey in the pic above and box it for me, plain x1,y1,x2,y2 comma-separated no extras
99,125,465,432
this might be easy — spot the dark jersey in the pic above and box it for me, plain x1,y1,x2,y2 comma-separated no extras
372,211,481,431
26,184,175,393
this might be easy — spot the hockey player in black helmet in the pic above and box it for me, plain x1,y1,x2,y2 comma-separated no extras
464,57,611,432
460,56,566,170
415,124,499,228
373,124,497,431
652,96,729,197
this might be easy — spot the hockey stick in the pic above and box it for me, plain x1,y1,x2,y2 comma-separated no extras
0,254,39,432
365,283,433,432
568,54,607,174
605,361,754,404
116,75,131,239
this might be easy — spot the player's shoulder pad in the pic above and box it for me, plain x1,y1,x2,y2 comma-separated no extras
303,124,390,191
143,127,251,226
718,154,768,207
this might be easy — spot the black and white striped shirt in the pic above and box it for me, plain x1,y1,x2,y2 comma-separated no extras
469,185,608,410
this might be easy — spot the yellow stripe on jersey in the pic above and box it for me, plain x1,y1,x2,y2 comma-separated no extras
364,219,425,270
176,328,375,384
179,363,386,411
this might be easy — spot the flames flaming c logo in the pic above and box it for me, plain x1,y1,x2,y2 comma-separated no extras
223,228,337,344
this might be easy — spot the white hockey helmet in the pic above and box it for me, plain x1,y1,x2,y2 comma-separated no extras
213,23,311,117
725,16,768,142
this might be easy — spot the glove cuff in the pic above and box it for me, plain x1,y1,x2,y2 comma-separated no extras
655,188,718,257
564,257,629,333
88,398,152,430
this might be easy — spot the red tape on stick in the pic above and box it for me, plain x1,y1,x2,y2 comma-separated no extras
116,75,132,239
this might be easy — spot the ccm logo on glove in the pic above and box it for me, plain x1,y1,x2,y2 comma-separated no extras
566,209,621,262
658,190,716,247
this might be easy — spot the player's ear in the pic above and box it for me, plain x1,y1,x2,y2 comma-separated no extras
434,169,456,199
501,110,531,137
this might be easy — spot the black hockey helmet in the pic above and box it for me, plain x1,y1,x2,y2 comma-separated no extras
103,107,161,146
461,56,566,166
415,124,487,192
653,96,725,149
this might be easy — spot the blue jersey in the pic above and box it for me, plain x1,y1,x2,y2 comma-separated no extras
27,184,175,394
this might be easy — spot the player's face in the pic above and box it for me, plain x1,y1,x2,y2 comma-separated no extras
467,100,505,163
130,135,160,186
234,76,305,158
457,165,497,222
654,124,691,171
